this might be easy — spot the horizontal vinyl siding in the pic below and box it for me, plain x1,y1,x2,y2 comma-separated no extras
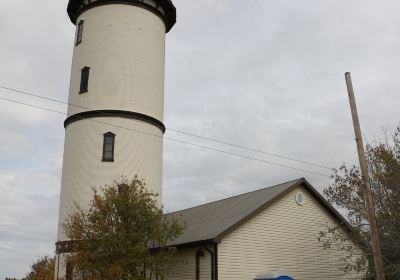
218,186,364,280
164,246,212,280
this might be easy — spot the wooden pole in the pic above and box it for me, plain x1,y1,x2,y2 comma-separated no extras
345,72,385,280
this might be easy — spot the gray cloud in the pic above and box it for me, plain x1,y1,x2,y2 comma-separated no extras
1,0,400,278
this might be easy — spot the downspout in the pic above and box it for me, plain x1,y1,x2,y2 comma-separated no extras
196,249,204,280
214,243,218,280
204,245,215,280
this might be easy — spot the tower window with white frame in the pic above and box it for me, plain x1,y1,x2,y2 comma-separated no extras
79,66,90,93
102,132,115,162
76,20,84,45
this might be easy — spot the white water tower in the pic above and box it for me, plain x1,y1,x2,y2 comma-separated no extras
55,0,176,278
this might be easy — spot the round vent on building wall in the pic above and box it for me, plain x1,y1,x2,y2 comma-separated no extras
295,192,305,205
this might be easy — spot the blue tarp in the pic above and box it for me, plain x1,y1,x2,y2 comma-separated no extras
255,275,294,280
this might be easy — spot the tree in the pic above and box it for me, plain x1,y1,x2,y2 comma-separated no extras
24,256,55,280
63,176,184,280
321,126,400,279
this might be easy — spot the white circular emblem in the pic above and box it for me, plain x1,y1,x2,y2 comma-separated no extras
295,192,305,205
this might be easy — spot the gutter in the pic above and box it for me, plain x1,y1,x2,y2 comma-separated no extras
195,249,204,280
204,245,215,280
214,243,218,280
194,243,219,280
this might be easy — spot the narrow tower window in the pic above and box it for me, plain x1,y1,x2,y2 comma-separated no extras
80,66,90,93
102,132,116,162
76,20,84,45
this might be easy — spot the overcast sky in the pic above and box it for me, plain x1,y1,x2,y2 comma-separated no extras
1,0,400,278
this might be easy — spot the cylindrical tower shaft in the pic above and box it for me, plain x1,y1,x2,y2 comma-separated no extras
55,1,176,278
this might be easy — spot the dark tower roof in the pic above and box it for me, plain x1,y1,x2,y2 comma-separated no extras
67,0,176,32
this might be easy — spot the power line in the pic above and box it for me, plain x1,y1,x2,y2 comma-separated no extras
0,85,334,170
0,96,333,178
167,128,333,170
0,97,66,115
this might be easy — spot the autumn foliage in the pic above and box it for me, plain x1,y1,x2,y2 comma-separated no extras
24,256,55,280
322,126,400,279
63,176,183,280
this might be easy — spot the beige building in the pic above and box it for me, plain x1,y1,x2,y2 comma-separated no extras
164,178,365,280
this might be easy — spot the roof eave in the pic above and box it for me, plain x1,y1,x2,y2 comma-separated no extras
163,239,216,250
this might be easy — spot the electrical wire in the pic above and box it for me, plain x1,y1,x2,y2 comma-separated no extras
0,96,66,115
0,96,333,178
167,128,333,170
0,85,334,170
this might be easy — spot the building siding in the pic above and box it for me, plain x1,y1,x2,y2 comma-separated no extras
218,186,364,280
164,246,213,280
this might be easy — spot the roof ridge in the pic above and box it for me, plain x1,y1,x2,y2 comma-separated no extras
164,178,304,216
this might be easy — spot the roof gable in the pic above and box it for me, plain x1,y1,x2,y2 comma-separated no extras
166,178,309,246
165,178,352,247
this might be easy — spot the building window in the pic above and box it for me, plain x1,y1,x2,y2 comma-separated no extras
76,20,84,45
80,66,90,93
102,132,115,162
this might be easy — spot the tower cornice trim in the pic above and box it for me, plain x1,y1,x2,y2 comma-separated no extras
64,110,166,133
67,0,176,32
55,240,78,254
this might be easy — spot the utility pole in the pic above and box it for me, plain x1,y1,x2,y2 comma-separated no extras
345,72,385,280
